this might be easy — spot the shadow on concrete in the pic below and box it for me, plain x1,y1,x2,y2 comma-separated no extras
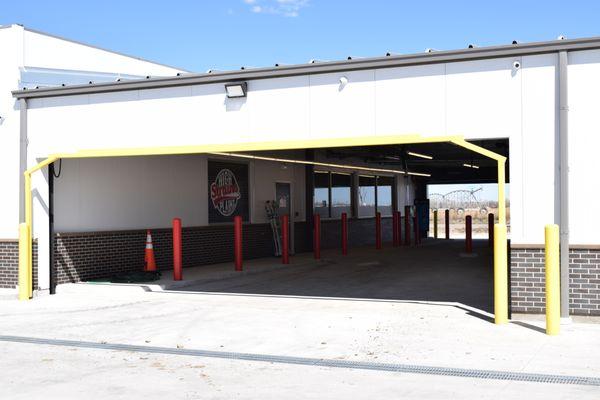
511,321,546,334
163,239,494,314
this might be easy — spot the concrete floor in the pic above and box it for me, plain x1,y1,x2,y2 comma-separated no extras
172,239,494,312
1,239,599,399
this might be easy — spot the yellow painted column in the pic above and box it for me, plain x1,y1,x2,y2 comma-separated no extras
25,173,33,299
497,160,506,225
433,210,438,239
494,223,508,324
545,224,560,335
18,223,30,300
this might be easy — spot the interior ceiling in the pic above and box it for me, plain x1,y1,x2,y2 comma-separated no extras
324,139,510,184
249,139,509,184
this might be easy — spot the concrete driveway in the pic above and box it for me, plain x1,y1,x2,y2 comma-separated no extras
1,273,599,399
171,239,494,312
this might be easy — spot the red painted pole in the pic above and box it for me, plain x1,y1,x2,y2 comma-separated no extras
375,212,382,250
341,212,348,255
173,218,183,280
313,214,321,260
466,215,472,253
281,214,289,264
398,211,402,246
234,215,243,271
415,208,421,245
488,213,494,247
392,211,399,247
445,209,450,240
404,205,411,246
413,216,419,246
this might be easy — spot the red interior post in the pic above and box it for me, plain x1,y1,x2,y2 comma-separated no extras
375,212,382,250
173,218,183,280
404,205,411,246
313,214,321,260
466,215,473,253
341,212,348,255
281,214,289,264
392,211,399,247
488,213,494,247
234,215,243,271
398,211,402,246
415,208,421,245
445,209,450,240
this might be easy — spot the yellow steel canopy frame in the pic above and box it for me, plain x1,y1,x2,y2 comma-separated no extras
19,134,508,323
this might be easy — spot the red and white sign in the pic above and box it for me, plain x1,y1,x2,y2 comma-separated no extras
210,169,241,216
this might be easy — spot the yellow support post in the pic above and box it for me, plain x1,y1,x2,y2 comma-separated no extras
545,224,560,335
497,160,506,225
25,172,33,299
18,223,30,300
433,210,438,238
18,136,509,304
494,223,508,324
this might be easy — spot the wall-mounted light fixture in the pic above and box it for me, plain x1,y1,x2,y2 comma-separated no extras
225,82,248,98
407,151,433,160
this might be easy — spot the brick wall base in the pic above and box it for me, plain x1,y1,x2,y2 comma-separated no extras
1,240,38,290
511,247,600,316
52,217,417,285
54,224,276,284
0,241,18,289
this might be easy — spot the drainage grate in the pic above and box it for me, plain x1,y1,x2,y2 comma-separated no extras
1,335,599,386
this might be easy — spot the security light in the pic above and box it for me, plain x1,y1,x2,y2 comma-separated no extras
225,82,248,98
407,151,433,160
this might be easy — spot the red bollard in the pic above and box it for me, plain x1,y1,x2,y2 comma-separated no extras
413,215,420,246
392,211,400,247
415,208,421,245
466,215,472,253
445,209,450,240
341,212,348,255
173,218,183,280
234,215,243,271
404,205,411,246
281,214,289,264
375,212,382,249
313,214,321,260
488,213,494,247
398,211,402,246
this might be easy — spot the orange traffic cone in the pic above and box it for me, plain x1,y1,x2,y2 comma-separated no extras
144,230,157,271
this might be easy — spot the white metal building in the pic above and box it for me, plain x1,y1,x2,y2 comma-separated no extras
0,24,185,288
3,28,600,317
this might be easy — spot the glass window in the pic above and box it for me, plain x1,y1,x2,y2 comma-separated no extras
313,171,330,218
377,176,394,216
358,175,376,217
331,173,352,219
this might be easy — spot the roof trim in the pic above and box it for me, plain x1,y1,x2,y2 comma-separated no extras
6,24,190,75
13,35,600,100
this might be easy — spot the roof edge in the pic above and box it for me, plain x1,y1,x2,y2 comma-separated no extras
18,25,191,74
13,35,600,100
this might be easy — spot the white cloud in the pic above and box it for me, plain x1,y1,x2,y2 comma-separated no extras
243,0,309,17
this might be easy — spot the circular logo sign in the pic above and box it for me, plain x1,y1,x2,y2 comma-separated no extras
210,169,241,216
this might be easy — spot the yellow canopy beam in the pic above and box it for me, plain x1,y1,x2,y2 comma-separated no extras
19,134,508,311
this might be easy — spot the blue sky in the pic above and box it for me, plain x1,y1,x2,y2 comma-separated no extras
2,0,600,72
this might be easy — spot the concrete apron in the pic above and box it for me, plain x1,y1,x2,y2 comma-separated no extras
78,238,494,314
